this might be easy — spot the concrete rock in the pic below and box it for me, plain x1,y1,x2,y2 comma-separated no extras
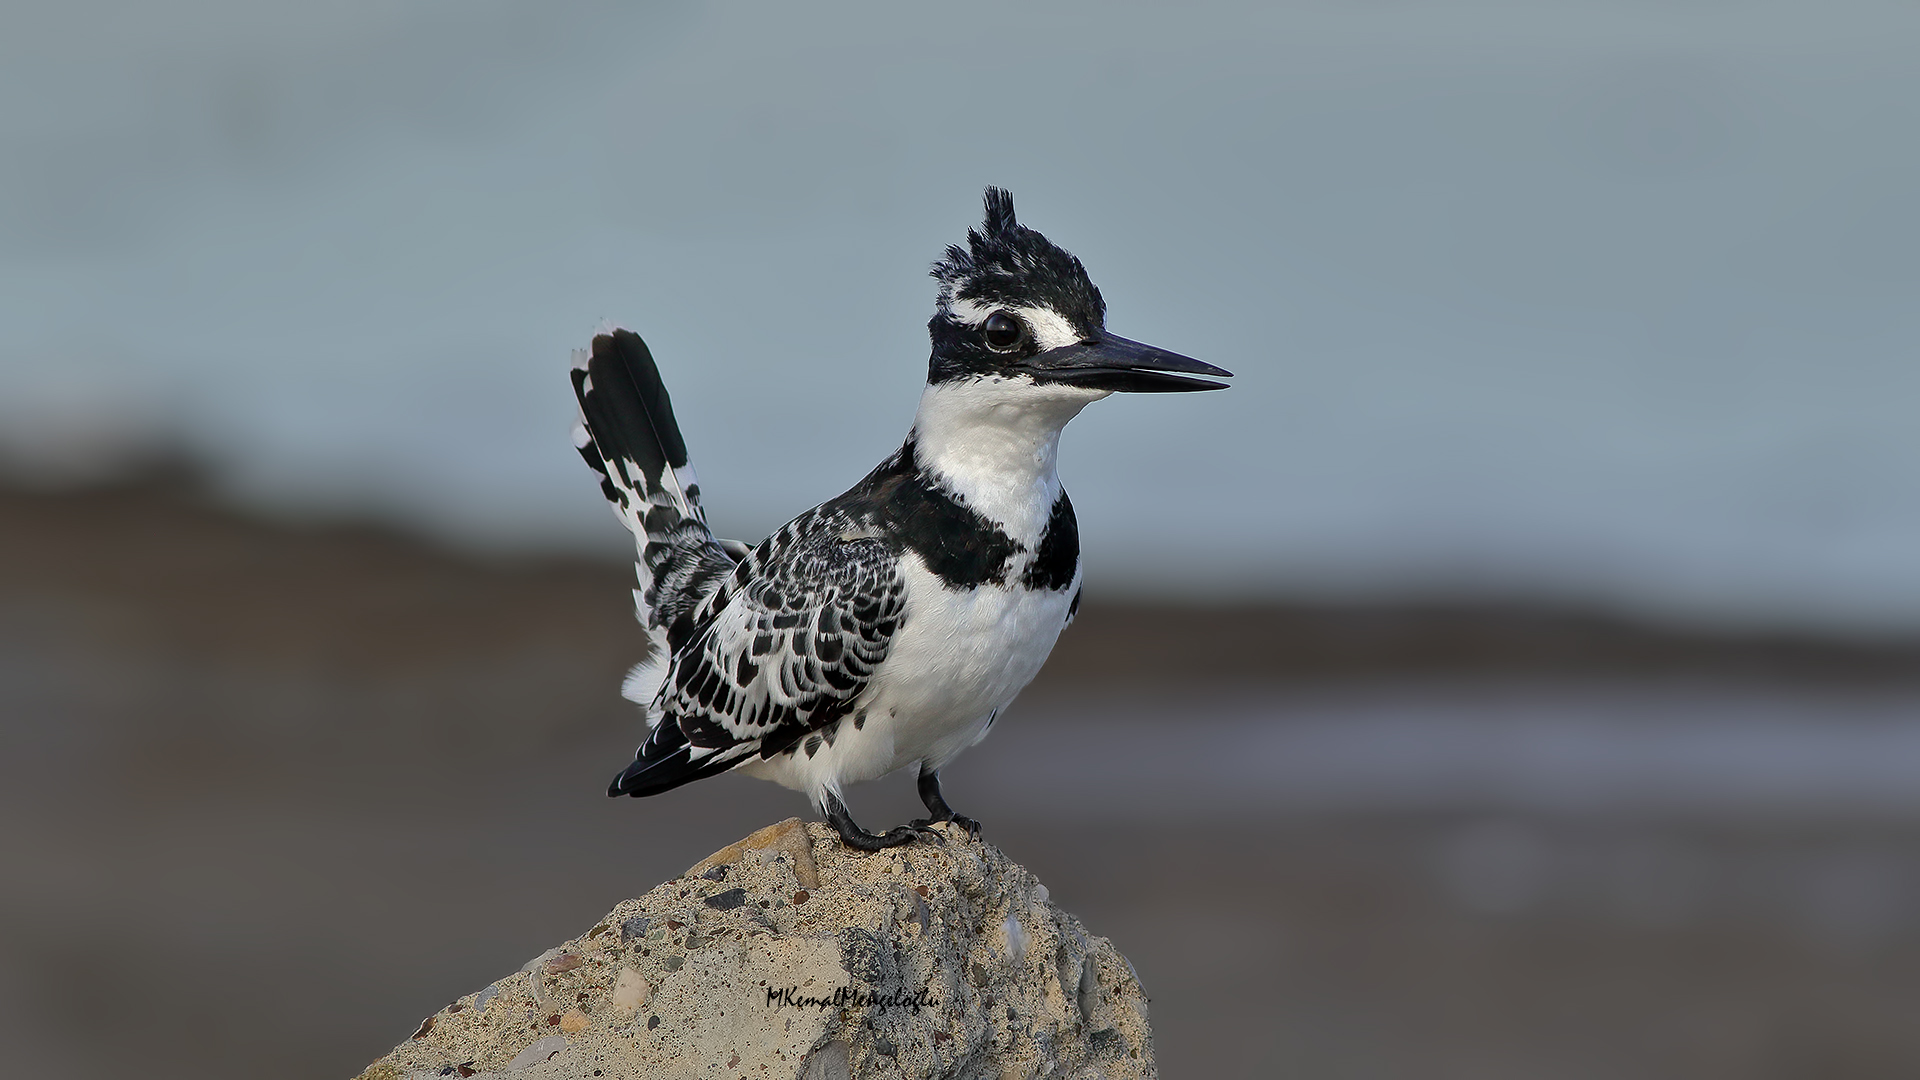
354,819,1153,1080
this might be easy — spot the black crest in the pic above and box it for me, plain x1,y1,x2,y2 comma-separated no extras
932,188,1106,322
927,188,1108,383
983,185,1019,236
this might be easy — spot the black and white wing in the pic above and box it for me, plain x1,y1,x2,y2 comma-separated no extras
607,506,907,797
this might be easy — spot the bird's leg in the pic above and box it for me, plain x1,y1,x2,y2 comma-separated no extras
821,790,942,851
910,766,981,840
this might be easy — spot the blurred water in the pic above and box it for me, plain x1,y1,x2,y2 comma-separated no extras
13,660,1920,1078
3,0,1919,632
985,682,1920,818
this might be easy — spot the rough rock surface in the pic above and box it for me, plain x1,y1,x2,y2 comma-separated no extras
353,819,1153,1080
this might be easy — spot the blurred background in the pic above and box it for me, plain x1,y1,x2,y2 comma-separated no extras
4,1,1919,1077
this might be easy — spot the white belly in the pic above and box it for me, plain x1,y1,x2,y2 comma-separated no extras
739,552,1077,799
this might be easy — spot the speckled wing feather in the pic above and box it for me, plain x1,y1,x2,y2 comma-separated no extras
609,500,907,796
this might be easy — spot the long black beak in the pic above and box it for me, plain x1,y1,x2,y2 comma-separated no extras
1021,331,1233,393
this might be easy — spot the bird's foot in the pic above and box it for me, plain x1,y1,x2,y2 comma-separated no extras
912,769,981,841
908,814,982,842
837,822,946,851
823,792,946,850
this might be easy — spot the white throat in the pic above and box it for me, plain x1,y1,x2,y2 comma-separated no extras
910,376,1106,543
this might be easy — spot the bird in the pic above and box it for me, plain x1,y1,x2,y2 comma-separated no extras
570,187,1231,850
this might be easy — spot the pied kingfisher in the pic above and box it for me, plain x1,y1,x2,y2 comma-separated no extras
571,188,1231,849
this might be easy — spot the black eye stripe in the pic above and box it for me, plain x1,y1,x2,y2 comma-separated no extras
983,311,1023,351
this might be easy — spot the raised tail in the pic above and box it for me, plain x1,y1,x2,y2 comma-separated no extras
571,329,738,707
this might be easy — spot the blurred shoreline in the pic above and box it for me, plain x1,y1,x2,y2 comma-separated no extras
9,470,1918,692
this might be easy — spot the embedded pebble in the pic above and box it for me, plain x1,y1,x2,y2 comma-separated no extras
519,947,565,974
685,817,820,889
1004,914,1030,969
610,967,652,1016
504,1035,567,1070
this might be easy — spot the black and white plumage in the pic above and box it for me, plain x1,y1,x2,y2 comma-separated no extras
572,188,1231,849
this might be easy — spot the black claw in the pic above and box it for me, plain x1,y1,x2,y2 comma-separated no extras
904,818,954,843
834,827,892,852
824,790,946,851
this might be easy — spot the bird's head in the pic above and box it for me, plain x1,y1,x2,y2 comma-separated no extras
927,187,1231,396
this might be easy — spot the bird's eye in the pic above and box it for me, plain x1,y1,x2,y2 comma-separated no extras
982,312,1024,351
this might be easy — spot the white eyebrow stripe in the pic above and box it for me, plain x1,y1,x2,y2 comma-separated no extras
947,297,996,324
947,298,1085,351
